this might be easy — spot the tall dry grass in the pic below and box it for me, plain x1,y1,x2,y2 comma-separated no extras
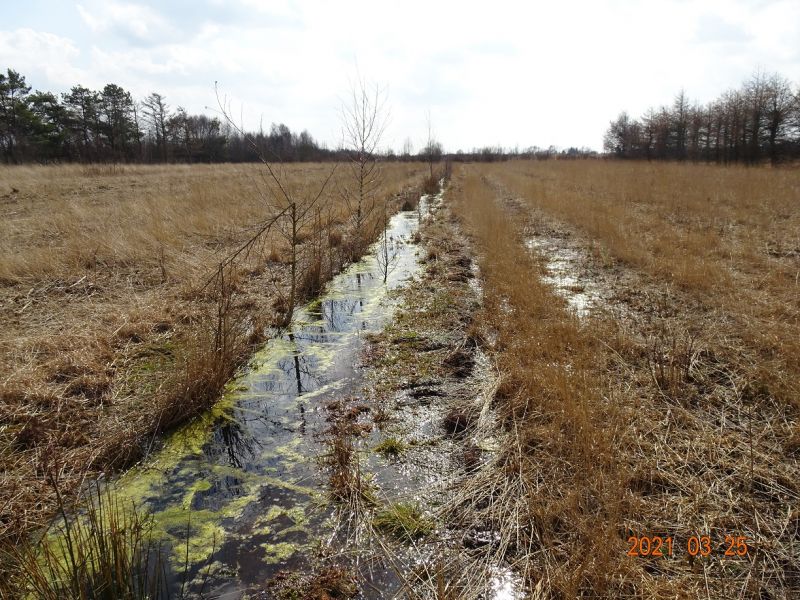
0,482,170,600
448,169,644,596
0,162,427,547
476,160,800,409
450,162,799,597
0,163,423,284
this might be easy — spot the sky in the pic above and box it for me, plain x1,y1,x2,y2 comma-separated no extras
2,0,799,152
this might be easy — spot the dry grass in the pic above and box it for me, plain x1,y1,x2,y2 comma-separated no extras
0,482,170,600
267,565,358,599
446,162,800,597
0,161,426,546
449,169,634,596
322,397,377,512
476,160,800,409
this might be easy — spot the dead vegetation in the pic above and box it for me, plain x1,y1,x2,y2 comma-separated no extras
0,162,426,548
3,158,797,598
443,162,799,597
478,160,800,411
267,565,358,599
0,481,171,600
322,396,376,512
448,169,630,596
356,185,523,599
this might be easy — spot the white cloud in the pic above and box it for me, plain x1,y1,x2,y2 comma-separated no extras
3,0,800,150
236,0,304,21
76,1,171,43
0,28,85,87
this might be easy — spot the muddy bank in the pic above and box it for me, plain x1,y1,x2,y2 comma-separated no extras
334,191,525,599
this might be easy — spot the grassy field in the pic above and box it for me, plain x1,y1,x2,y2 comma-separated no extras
0,162,426,544
1,159,797,598
477,161,800,409
448,161,799,597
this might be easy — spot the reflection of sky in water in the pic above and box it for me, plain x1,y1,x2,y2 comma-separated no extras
116,208,424,595
526,237,598,317
490,567,524,600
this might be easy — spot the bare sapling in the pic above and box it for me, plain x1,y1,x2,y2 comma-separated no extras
215,85,337,328
376,203,397,284
422,111,443,189
340,76,388,262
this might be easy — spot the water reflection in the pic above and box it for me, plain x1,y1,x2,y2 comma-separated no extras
121,208,425,596
206,420,258,469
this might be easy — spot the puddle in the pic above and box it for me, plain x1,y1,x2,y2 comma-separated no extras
353,203,527,600
486,175,598,319
489,567,524,600
526,236,598,317
112,199,430,596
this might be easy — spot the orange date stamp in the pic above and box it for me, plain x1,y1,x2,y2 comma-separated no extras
626,534,750,558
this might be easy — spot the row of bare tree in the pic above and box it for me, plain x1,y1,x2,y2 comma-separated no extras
604,71,800,164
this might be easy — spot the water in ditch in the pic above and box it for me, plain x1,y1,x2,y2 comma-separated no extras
112,203,429,597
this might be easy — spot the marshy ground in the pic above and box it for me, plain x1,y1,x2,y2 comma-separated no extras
443,162,799,598
0,162,426,545
0,161,798,599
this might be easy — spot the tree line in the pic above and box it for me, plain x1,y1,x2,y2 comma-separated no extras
604,71,800,164
0,68,335,164
450,145,597,162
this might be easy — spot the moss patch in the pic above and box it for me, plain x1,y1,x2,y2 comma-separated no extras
373,502,434,541
260,541,297,564
374,437,407,458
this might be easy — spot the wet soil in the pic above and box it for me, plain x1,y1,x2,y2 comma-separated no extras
96,185,522,600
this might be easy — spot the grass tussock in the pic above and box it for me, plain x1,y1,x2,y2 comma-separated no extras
322,399,377,511
421,175,440,196
374,436,406,458
0,482,170,600
373,502,434,541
